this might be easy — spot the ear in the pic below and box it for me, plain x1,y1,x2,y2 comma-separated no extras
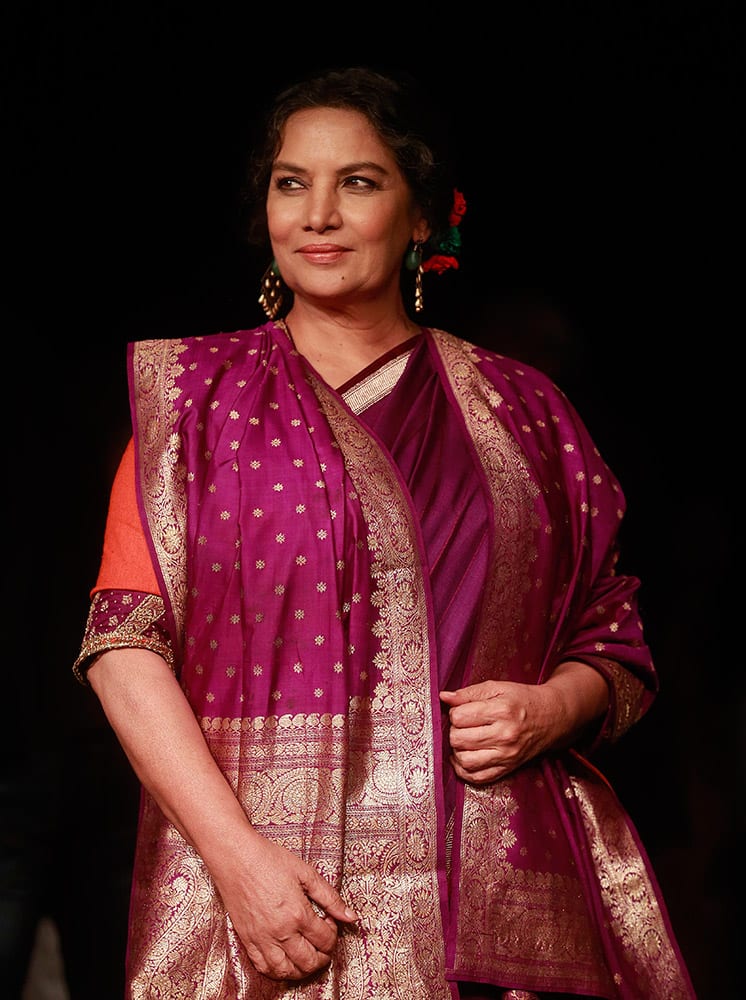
413,217,431,244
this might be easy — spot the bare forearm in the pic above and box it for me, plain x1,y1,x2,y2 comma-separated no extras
542,659,610,748
87,648,257,866
440,660,611,784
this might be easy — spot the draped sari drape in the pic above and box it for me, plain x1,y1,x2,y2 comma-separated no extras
75,322,695,999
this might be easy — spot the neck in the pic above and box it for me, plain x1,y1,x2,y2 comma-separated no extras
284,300,421,389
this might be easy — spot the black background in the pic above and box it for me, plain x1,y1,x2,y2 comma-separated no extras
4,2,741,996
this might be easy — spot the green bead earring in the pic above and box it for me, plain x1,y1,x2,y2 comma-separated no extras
404,241,423,272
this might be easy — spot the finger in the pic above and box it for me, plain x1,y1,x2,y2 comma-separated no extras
301,874,358,925
440,688,478,709
298,904,338,953
449,722,497,749
283,931,334,976
452,747,494,770
441,681,500,705
455,766,502,785
451,754,503,783
454,745,517,776
448,697,509,729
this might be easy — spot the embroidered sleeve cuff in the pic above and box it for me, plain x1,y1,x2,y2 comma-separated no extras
581,655,649,749
72,589,175,684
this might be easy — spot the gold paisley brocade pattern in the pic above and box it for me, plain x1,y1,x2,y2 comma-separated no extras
306,371,452,999
72,591,173,683
456,776,613,993
132,338,190,650
431,331,612,991
127,806,251,1000
196,706,442,1000
571,776,695,998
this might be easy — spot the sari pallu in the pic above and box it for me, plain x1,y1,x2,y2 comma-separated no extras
76,323,695,998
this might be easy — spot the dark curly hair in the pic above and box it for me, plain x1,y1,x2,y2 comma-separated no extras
242,65,457,256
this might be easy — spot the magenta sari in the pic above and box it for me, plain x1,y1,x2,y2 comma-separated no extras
75,322,695,998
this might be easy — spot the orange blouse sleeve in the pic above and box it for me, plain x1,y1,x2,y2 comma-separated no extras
93,437,161,596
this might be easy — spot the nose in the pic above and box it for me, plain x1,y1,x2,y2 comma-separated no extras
304,185,342,233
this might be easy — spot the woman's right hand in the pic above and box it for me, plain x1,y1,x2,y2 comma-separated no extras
211,831,358,981
88,648,357,982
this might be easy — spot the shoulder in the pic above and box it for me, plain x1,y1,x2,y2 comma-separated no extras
130,322,279,356
427,327,608,471
427,327,566,403
128,322,287,374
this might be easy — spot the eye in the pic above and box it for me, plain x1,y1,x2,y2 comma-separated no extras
342,175,378,191
275,175,305,191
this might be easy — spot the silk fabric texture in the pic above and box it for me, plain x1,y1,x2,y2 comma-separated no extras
75,323,695,998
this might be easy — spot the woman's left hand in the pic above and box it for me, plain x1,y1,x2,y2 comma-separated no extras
439,680,557,784
439,663,609,784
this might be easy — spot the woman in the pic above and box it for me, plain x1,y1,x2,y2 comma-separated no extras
74,66,696,999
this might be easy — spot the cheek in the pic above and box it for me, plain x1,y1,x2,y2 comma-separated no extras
267,219,287,245
357,215,412,256
266,199,294,242
364,209,405,239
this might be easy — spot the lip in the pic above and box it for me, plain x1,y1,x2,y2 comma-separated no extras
296,244,349,263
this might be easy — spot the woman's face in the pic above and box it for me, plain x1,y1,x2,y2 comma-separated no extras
266,106,429,309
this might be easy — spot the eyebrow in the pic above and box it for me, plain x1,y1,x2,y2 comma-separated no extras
272,160,391,177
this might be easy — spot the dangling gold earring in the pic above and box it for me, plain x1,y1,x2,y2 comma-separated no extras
404,240,425,313
258,259,283,319
414,263,424,313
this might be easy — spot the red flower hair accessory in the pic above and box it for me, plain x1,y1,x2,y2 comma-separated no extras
422,188,466,275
